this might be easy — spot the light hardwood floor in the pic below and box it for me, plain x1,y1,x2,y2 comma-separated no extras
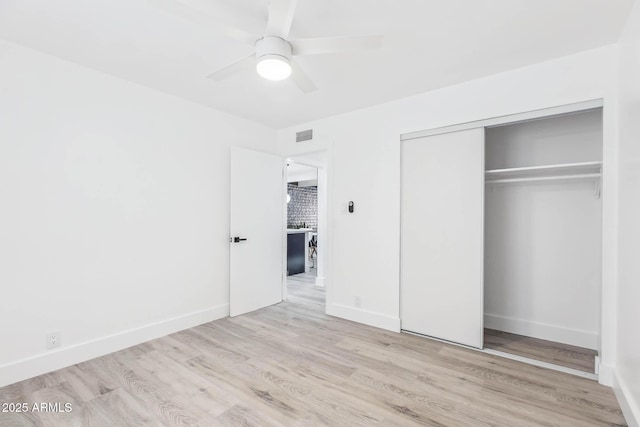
288,269,318,285
0,286,626,426
287,274,324,307
484,328,597,373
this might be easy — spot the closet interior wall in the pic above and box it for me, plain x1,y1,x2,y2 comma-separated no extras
483,110,603,351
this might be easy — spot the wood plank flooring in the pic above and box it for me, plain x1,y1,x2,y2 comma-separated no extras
0,286,625,426
287,269,318,285
484,328,598,373
287,276,325,307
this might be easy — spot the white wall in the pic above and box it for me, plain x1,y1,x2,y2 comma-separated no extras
277,45,619,381
485,185,602,348
615,0,640,424
484,113,603,349
0,40,276,386
485,111,604,169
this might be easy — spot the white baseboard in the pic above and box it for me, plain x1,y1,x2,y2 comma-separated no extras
614,370,640,427
484,313,598,349
0,304,229,388
327,303,400,332
315,276,325,287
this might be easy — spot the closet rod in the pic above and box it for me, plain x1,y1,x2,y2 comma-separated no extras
485,173,601,184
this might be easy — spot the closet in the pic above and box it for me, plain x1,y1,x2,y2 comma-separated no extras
400,101,603,375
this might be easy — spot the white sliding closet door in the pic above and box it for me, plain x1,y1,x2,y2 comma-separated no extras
401,128,484,348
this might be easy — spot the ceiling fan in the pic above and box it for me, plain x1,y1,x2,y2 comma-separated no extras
149,0,383,92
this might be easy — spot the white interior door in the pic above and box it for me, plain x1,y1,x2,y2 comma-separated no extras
401,128,485,348
230,147,284,317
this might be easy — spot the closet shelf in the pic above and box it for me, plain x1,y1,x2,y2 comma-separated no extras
485,161,601,184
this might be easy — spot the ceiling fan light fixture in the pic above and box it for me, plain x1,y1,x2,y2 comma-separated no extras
256,54,292,81
255,36,293,81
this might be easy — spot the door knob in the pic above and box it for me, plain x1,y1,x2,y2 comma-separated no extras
232,237,248,243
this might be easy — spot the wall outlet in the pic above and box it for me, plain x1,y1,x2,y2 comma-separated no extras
354,296,362,308
46,332,61,350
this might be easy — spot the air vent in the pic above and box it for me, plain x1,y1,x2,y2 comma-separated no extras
296,129,313,142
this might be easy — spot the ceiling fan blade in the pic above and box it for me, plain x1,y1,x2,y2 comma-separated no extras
290,60,317,93
206,53,255,81
291,35,383,56
148,0,257,46
265,0,298,38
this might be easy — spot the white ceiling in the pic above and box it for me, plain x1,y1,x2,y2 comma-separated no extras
0,0,634,128
287,162,316,183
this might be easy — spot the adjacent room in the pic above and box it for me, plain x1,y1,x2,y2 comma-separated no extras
1,0,639,426
286,161,324,308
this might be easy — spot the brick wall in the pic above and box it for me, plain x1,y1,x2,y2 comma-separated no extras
287,184,317,229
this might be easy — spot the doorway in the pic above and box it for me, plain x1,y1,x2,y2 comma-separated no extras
284,153,328,310
481,109,603,376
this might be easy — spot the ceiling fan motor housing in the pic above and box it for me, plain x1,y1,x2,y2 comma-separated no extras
256,36,292,62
